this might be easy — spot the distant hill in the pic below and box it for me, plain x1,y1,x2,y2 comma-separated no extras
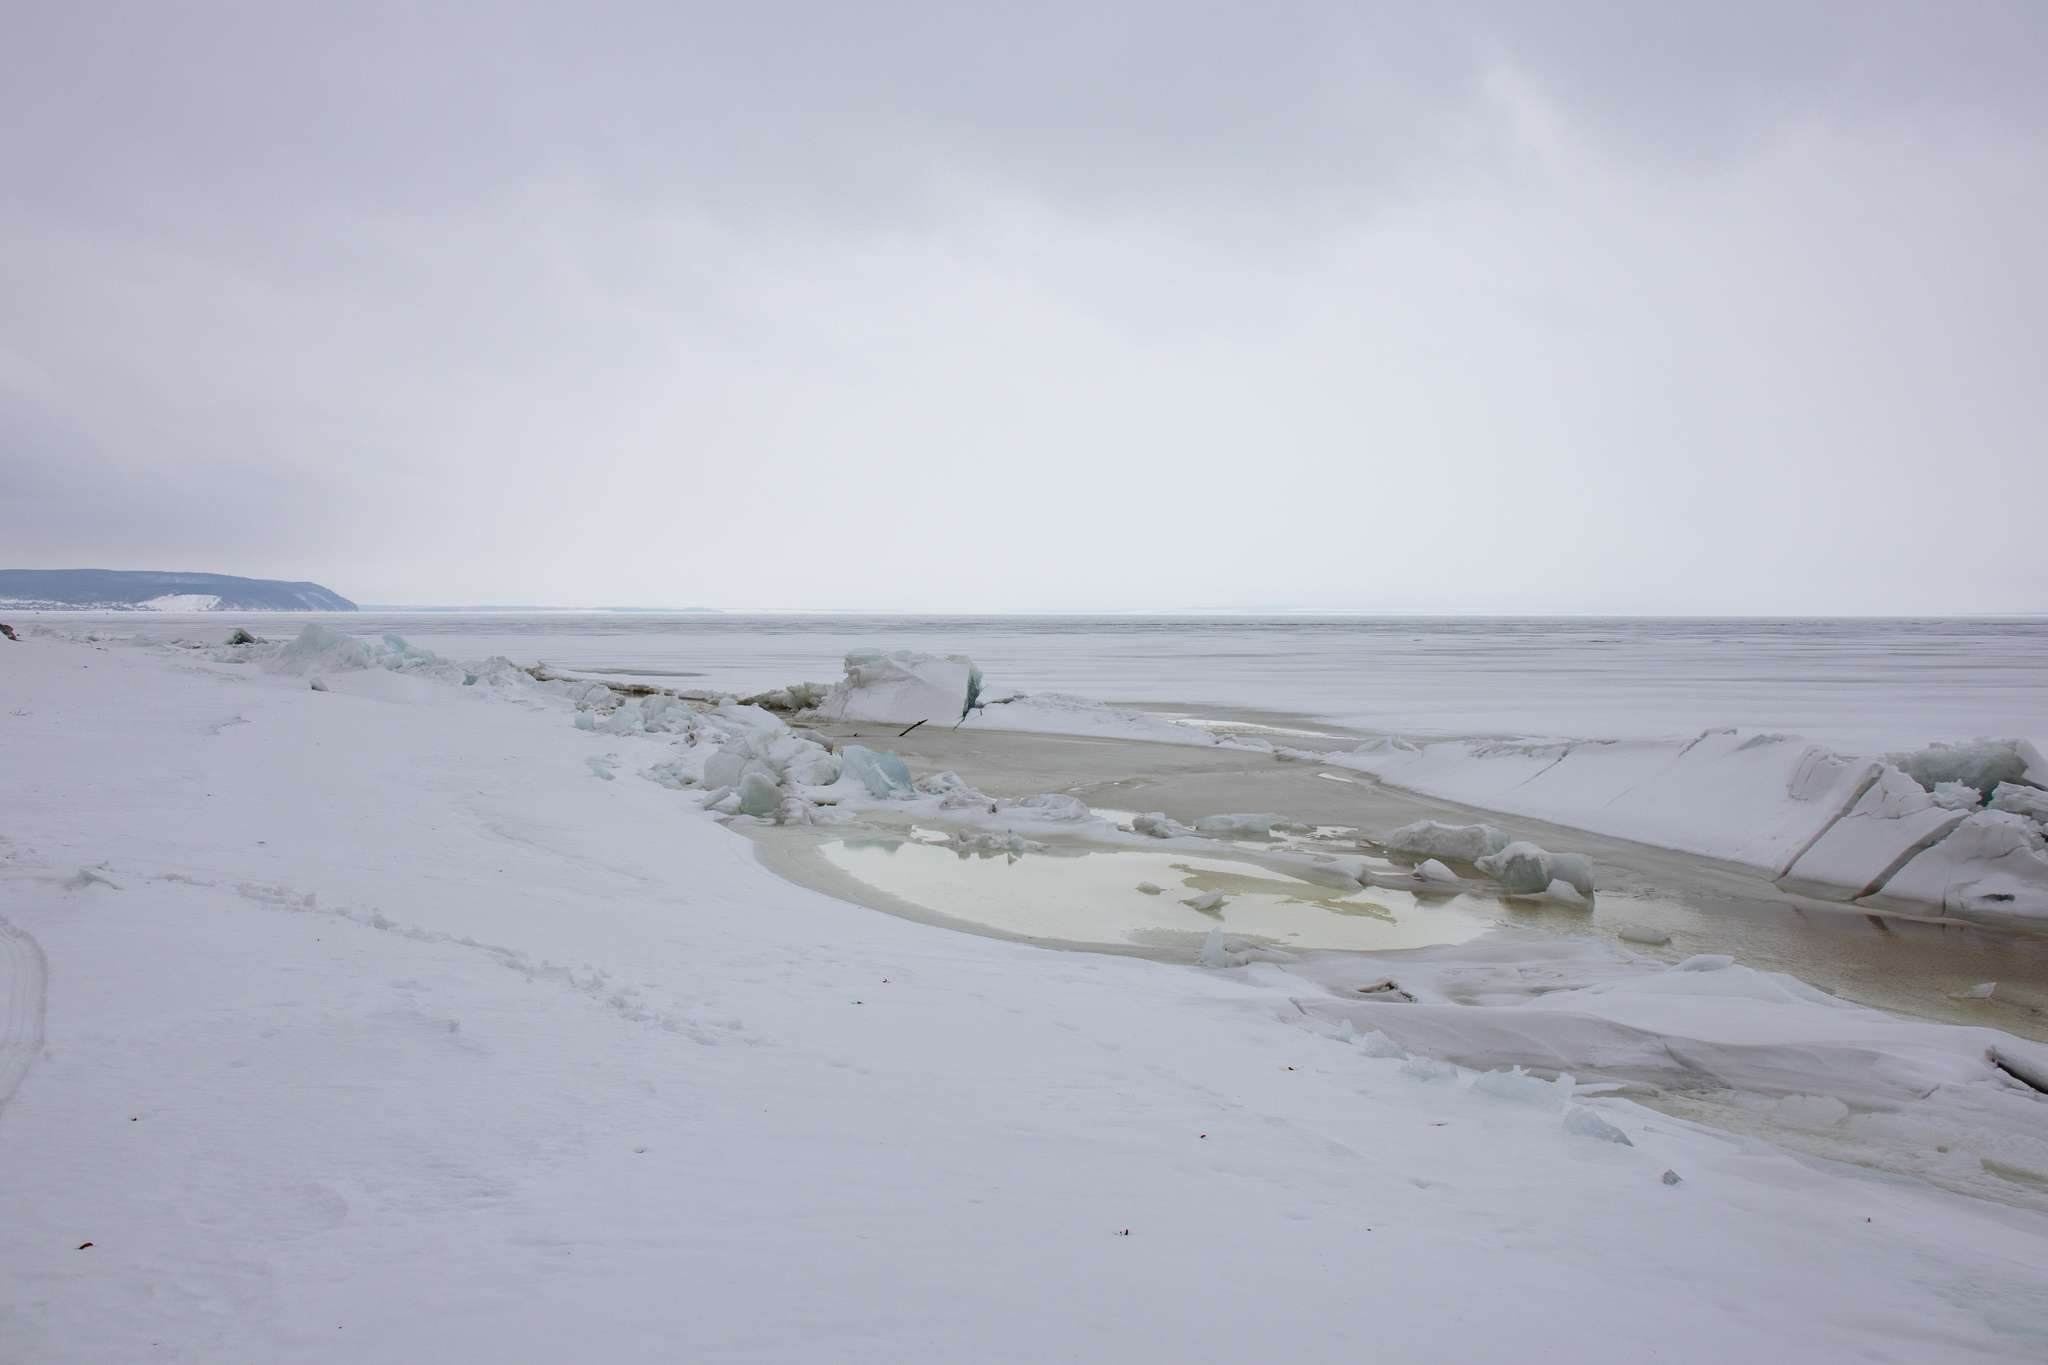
0,569,357,611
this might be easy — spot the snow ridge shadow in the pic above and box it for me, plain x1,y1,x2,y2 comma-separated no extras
0,915,49,1113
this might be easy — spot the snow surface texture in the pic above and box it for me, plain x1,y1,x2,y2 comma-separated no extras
8,627,2048,1360
1287,938,2048,1215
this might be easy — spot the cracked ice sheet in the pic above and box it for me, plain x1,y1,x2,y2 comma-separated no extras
2,636,2047,1361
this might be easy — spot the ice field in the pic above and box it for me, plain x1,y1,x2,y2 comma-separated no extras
4,616,2048,1360
48,610,2048,753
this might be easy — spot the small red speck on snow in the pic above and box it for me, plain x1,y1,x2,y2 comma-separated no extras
77,1242,92,1250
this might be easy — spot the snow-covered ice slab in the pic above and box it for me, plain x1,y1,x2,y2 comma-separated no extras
1319,723,2048,921
817,649,980,726
1330,729,1881,874
1861,810,2048,922
1778,766,1970,901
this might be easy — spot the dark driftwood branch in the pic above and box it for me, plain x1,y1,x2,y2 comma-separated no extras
898,719,927,737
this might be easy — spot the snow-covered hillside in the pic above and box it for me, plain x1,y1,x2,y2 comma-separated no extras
0,569,356,612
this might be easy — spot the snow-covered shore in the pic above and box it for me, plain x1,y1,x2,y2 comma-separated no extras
5,628,2048,1359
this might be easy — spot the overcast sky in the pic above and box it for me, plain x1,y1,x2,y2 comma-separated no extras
3,2,2044,612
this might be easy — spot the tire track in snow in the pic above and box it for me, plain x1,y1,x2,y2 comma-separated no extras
0,915,49,1113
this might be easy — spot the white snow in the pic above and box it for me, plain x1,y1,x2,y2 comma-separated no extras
5,627,2048,1359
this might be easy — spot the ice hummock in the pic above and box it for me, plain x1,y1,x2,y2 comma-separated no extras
1887,738,2048,802
1473,1066,1574,1111
1563,1107,1633,1145
1192,813,1282,834
1988,781,2048,825
272,622,443,675
1474,842,1596,899
817,650,981,726
838,745,917,799
1382,820,1510,863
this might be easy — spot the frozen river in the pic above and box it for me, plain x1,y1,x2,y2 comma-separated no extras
52,611,2048,754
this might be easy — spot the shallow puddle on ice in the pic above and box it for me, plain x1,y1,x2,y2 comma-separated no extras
819,836,1491,952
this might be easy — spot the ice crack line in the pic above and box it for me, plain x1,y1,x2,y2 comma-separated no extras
228,880,766,1048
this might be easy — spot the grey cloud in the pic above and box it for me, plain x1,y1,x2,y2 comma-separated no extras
3,3,2045,610
8,2,2043,237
